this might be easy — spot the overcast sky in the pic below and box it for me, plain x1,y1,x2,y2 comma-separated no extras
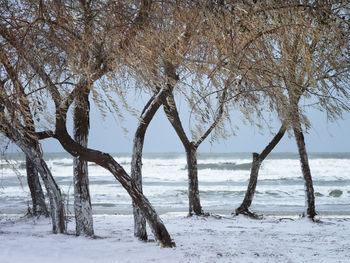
36,96,350,154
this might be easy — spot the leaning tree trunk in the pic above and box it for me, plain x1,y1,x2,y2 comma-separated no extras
54,120,175,247
73,89,94,236
26,155,49,217
186,144,203,216
21,144,66,233
292,122,317,220
235,153,262,218
235,125,286,218
131,89,170,239
0,86,65,233
131,89,170,241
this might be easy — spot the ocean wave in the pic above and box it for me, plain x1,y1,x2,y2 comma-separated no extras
1,152,350,215
182,162,252,171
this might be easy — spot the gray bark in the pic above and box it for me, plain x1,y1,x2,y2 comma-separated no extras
235,153,261,218
289,95,317,220
53,102,175,247
73,88,94,236
0,118,66,233
22,144,66,233
55,128,175,247
163,88,227,216
162,95,204,216
293,123,317,219
131,88,170,241
236,125,286,218
131,136,147,241
26,155,49,217
186,144,203,215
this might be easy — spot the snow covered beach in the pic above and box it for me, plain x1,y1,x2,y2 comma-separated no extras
1,213,350,263
1,152,350,262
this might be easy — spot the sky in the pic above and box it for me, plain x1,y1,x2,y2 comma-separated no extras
35,95,350,154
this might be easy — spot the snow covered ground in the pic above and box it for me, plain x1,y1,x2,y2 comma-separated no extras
1,213,350,263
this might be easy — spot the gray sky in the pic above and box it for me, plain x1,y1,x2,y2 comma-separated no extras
38,98,350,154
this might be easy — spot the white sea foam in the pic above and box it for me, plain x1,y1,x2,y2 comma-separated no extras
1,152,350,215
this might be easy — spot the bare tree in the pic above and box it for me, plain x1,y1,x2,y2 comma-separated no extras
0,43,65,233
0,0,175,247
223,1,350,220
157,2,237,217
128,1,201,239
186,1,349,220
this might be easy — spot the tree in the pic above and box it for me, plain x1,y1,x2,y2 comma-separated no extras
128,0,201,239
263,1,348,220
130,88,171,240
185,1,349,220
225,1,350,219
162,86,228,216
158,2,237,216
0,42,66,233
0,0,175,247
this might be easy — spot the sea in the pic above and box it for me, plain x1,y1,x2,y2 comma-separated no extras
0,152,349,216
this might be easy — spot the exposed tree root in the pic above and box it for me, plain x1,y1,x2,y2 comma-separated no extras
234,209,263,219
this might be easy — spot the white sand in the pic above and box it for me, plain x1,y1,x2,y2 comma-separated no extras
1,213,349,263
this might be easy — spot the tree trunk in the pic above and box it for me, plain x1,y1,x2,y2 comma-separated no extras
235,153,262,218
0,84,66,233
131,89,169,241
22,145,66,233
288,97,317,220
54,124,175,247
235,125,286,218
163,95,204,216
1,120,66,233
73,89,94,236
186,144,203,216
292,124,317,220
26,154,49,217
131,136,147,241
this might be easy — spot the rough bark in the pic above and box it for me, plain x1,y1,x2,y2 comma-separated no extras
163,86,227,216
235,125,286,218
162,95,204,216
235,153,262,218
0,44,56,221
73,88,94,236
292,122,317,220
288,93,317,220
26,155,49,217
1,12,173,245
131,135,148,241
21,142,66,233
186,144,203,216
131,89,167,241
54,118,175,247
0,113,66,233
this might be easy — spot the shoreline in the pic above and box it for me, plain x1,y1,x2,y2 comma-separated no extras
2,208,350,217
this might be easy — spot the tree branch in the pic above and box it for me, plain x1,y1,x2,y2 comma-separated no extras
193,86,228,149
163,92,191,149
